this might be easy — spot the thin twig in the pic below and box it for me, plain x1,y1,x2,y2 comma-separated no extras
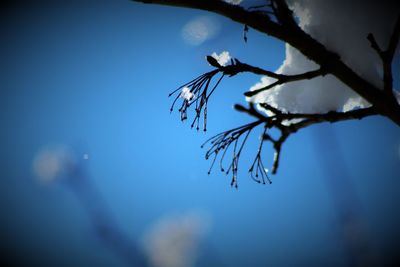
134,0,400,126
234,103,377,174
201,120,263,187
244,67,327,97
367,14,400,94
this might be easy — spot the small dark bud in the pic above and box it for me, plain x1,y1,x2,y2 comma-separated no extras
206,56,221,68
234,104,247,112
243,91,253,97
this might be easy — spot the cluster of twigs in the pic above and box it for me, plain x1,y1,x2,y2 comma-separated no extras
201,120,263,188
168,57,248,131
236,103,377,176
201,100,377,187
167,52,379,187
169,69,222,131
145,0,400,187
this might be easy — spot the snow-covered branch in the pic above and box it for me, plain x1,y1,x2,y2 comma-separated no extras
133,0,400,186
133,0,400,125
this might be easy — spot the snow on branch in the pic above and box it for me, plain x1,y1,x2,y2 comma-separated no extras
134,0,400,186
169,69,222,131
134,0,400,126
167,50,381,185
169,56,313,131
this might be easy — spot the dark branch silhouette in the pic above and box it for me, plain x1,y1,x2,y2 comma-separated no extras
367,14,400,94
234,103,377,174
244,67,327,97
201,120,263,188
133,0,400,186
134,0,400,124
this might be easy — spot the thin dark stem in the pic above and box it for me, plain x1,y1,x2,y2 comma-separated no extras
234,103,377,174
367,14,400,95
249,125,271,184
134,0,400,126
244,67,327,97
202,120,263,187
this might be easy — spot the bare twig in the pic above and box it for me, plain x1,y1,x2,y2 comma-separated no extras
133,0,400,126
367,14,400,94
271,0,298,28
201,120,263,188
386,14,400,65
201,102,376,184
169,69,222,131
249,125,272,184
170,57,326,130
244,67,327,97
366,33,383,55
134,0,400,184
222,59,282,78
234,103,377,174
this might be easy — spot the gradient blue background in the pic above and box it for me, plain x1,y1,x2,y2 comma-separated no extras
1,1,400,266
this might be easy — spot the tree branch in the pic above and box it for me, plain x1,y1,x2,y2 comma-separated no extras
201,120,263,188
271,0,298,28
368,14,400,94
202,102,376,183
234,103,378,174
386,14,400,66
244,67,327,97
133,0,400,126
134,0,400,184
169,58,326,129
220,58,327,81
132,0,286,40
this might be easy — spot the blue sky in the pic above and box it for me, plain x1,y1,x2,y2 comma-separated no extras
1,1,400,266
